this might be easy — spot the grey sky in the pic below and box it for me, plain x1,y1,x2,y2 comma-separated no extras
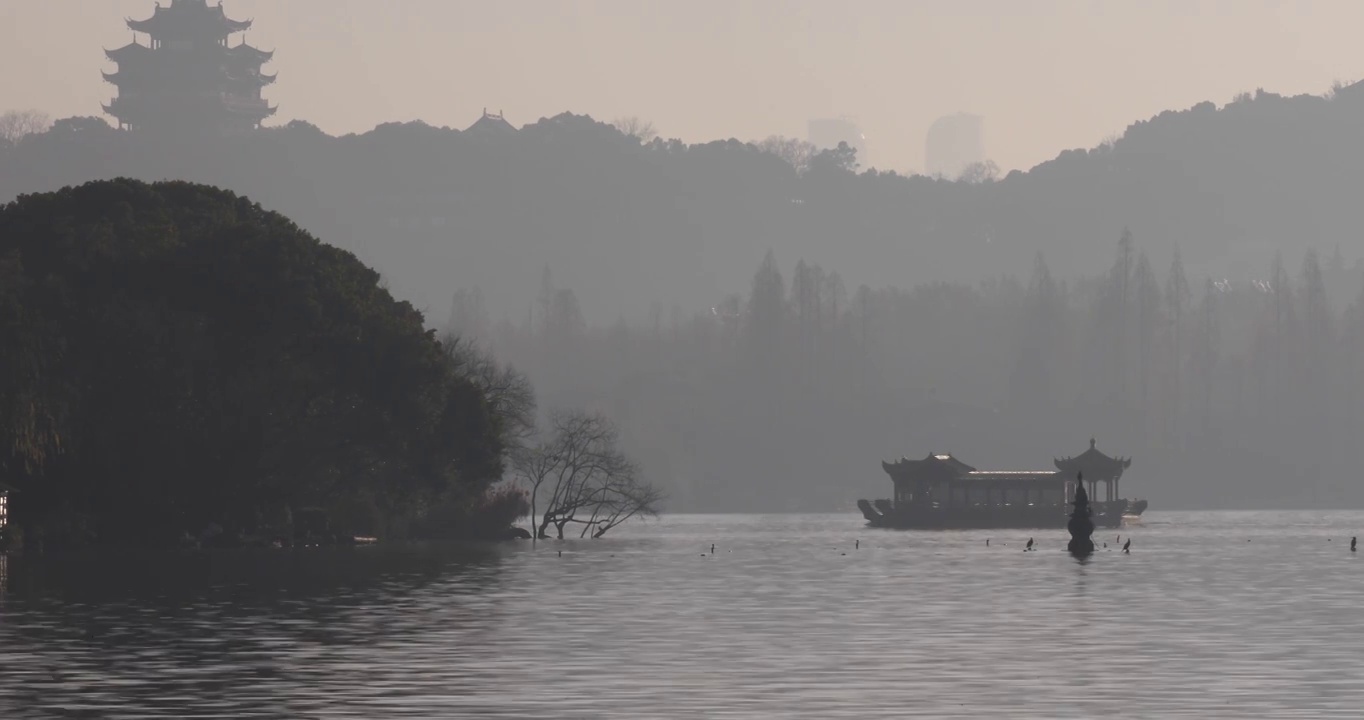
3,0,1362,172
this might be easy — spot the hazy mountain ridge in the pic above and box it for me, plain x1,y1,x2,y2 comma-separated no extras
6,83,1364,327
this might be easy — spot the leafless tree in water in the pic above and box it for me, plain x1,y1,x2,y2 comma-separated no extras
513,410,662,539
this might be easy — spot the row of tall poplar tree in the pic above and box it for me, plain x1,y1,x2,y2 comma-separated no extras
451,232,1364,511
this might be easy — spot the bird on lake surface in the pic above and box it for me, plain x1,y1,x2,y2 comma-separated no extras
1026,538,1034,551
1352,537,1357,552
1122,539,1131,553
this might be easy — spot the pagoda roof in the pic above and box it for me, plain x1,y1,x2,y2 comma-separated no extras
882,452,978,478
465,109,517,133
103,94,276,123
128,1,251,37
1054,438,1132,478
105,42,151,63
234,71,277,86
960,471,1062,482
226,43,274,63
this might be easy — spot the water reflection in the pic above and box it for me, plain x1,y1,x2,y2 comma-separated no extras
2,513,1364,718
0,544,511,718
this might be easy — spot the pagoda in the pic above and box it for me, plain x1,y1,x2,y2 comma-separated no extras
103,0,276,133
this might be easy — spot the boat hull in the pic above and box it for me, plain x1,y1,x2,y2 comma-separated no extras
857,498,1141,530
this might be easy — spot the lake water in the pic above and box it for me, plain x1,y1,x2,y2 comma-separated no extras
2,511,1364,718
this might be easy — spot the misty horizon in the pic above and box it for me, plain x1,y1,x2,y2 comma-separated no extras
6,0,1364,174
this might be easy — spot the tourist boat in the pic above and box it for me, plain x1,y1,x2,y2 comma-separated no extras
857,439,1146,530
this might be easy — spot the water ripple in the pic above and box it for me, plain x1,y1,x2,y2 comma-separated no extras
2,511,1363,718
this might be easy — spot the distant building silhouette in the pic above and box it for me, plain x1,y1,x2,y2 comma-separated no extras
465,109,517,134
808,117,867,164
103,0,276,133
925,113,984,179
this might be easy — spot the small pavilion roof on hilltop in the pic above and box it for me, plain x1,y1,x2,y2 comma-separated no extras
465,109,517,134
128,0,251,40
1054,438,1131,480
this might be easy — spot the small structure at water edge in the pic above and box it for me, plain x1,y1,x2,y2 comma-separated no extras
1067,473,1095,557
0,482,13,550
857,439,1146,530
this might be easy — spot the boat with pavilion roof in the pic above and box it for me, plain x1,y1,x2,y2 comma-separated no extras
857,438,1145,529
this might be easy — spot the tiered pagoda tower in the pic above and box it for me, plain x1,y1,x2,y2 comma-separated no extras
103,0,276,133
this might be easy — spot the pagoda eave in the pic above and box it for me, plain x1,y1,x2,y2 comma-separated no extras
226,45,274,62
127,7,252,38
223,104,277,120
106,43,149,62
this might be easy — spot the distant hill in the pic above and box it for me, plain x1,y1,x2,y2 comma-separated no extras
5,83,1364,325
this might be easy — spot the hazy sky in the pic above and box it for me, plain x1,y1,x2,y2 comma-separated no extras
4,0,1363,172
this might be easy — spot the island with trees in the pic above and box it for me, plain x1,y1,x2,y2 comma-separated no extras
0,179,660,551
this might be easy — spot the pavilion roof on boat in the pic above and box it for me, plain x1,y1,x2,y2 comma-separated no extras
1053,438,1131,480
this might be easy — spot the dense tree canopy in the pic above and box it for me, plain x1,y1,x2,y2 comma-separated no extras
0,179,518,549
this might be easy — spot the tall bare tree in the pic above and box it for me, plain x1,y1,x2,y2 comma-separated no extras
612,116,658,143
441,334,537,448
957,159,1000,184
0,110,51,144
513,410,661,539
756,135,817,175
1164,248,1191,443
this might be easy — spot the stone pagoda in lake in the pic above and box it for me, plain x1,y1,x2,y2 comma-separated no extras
103,0,276,133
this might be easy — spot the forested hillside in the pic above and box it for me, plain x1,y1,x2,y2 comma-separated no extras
5,84,1364,325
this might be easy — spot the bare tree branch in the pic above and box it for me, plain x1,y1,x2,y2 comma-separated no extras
612,116,658,144
514,409,662,539
440,333,537,446
756,135,817,175
0,110,52,144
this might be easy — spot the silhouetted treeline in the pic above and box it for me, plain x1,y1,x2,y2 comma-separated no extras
457,231,1364,511
7,83,1364,324
0,179,527,549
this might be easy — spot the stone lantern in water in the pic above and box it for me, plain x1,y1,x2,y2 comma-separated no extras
1067,471,1095,557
